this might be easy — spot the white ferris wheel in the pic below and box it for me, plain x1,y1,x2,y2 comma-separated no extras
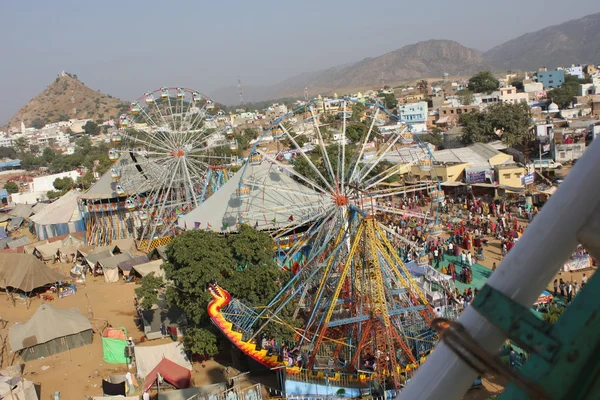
108,87,233,250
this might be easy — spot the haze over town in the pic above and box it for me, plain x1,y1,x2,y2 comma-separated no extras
1,0,599,124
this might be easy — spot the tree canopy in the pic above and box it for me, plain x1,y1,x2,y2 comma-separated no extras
460,102,532,146
137,226,297,357
546,75,591,109
467,71,499,94
82,120,101,135
3,182,19,194
30,118,46,130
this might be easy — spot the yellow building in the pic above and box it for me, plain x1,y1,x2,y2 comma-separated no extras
410,163,468,182
494,164,526,188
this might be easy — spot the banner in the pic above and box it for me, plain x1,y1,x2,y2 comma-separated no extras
521,174,535,185
563,255,591,272
466,170,494,184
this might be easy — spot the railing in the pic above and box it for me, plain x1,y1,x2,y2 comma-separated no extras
222,298,259,333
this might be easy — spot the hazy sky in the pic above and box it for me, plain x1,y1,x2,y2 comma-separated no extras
1,0,598,124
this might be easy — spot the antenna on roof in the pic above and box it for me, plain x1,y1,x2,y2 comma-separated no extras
237,76,244,105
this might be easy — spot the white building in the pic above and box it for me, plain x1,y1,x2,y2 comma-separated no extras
397,101,428,133
524,82,544,93
499,86,529,105
28,170,81,193
565,65,584,79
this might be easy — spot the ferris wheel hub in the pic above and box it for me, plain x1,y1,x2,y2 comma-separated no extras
334,194,349,206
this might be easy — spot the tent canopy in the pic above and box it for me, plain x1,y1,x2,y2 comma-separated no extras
34,241,62,260
97,253,135,270
0,254,68,292
9,304,92,352
102,337,129,364
143,358,192,392
29,191,82,226
7,236,30,249
132,260,165,279
134,342,192,378
118,255,149,272
8,204,34,219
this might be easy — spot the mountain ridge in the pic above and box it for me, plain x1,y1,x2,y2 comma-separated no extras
483,12,600,71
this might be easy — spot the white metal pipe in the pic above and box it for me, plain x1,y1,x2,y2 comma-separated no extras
398,138,600,400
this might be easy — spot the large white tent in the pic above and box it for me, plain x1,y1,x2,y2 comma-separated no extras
178,160,328,233
29,191,84,240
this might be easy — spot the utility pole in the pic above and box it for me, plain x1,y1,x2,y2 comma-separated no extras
237,76,244,106
304,87,308,102
381,72,385,88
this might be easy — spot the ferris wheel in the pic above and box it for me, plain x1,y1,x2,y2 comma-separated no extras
108,87,232,250
232,97,445,266
206,97,453,390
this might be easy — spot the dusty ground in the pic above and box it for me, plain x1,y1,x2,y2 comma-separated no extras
0,271,237,399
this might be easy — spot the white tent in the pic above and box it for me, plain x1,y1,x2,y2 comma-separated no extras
132,260,165,279
134,341,192,379
34,241,63,261
178,160,328,233
29,191,85,240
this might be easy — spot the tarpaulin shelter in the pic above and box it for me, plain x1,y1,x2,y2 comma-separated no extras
117,255,148,276
141,305,186,340
8,304,93,361
97,253,135,283
32,203,48,214
7,236,31,249
143,358,192,392
134,342,192,379
33,241,62,261
132,260,165,279
57,234,85,263
29,191,85,240
0,376,39,400
8,204,34,219
0,254,68,293
103,326,128,340
0,237,12,249
101,337,129,364
7,217,24,231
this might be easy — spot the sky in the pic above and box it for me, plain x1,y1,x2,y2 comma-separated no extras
1,0,598,125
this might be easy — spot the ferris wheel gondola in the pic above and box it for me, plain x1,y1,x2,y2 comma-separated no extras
108,87,232,250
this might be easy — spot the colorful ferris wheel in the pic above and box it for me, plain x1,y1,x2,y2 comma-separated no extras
206,97,456,392
109,87,232,250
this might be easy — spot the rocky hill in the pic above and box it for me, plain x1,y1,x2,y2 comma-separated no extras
7,72,128,129
484,12,600,71
212,40,489,104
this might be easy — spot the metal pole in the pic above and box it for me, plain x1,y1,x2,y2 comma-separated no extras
398,138,600,400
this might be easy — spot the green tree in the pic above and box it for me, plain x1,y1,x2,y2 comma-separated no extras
40,147,57,165
66,127,74,134
82,120,101,135
46,190,61,200
12,137,29,154
30,118,46,129
183,328,219,358
510,79,524,91
0,147,18,159
457,90,474,106
53,176,74,192
134,273,164,310
421,127,444,148
460,102,531,146
468,71,499,94
545,75,589,109
228,224,277,269
3,182,19,194
381,93,398,109
543,304,565,324
460,110,495,144
351,102,366,122
76,172,95,190
486,102,533,147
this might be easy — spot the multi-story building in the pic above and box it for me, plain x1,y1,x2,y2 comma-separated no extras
565,65,584,79
436,105,479,127
499,86,529,104
583,65,598,78
537,69,565,89
397,101,428,132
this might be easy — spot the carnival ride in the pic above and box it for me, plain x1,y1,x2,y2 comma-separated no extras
207,98,460,393
86,87,232,250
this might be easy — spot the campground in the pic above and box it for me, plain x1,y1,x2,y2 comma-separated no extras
0,272,231,399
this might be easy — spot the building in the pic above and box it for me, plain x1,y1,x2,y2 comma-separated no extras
499,86,529,104
537,69,565,89
404,93,425,103
553,142,585,163
397,102,428,132
583,65,598,78
565,65,584,79
494,164,526,188
436,105,479,127
28,170,81,193
524,82,544,93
